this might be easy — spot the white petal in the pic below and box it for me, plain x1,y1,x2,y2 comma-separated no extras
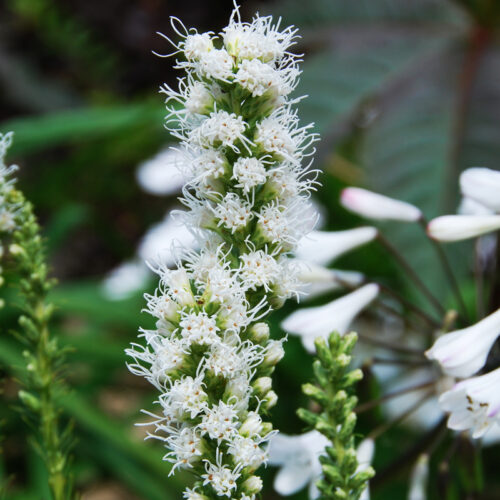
136,147,187,196
101,260,150,300
460,168,500,213
295,260,364,300
138,213,198,266
408,454,429,500
458,197,494,216
356,438,375,469
427,215,500,242
341,187,421,222
268,433,308,465
274,463,311,496
425,308,500,377
295,227,377,266
281,284,379,352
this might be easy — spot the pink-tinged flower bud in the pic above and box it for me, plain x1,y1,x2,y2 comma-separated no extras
427,215,500,242
460,167,500,213
281,284,379,353
426,308,500,378
295,227,377,266
341,187,422,222
439,366,500,438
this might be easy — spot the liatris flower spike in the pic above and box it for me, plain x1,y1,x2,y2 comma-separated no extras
127,5,319,498
0,132,73,500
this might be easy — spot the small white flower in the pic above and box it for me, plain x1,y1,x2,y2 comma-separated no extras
408,454,429,500
198,48,234,81
199,401,239,443
460,167,500,213
268,430,329,498
212,192,253,233
202,458,241,497
341,187,422,222
425,308,500,378
439,366,500,438
179,310,220,346
239,250,279,291
295,228,377,266
427,215,500,242
232,157,267,192
183,33,213,61
458,196,494,216
161,375,208,420
281,284,379,353
255,117,296,161
228,435,267,469
191,111,248,152
185,81,214,115
136,147,187,196
192,149,228,183
166,426,204,471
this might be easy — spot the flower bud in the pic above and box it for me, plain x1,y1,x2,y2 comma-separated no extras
427,215,500,242
252,376,272,397
249,322,269,343
263,340,285,367
341,187,421,222
242,475,263,495
240,411,263,437
9,243,24,256
262,390,278,410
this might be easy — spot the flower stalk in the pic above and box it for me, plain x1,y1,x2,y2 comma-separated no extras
297,332,374,500
0,132,72,500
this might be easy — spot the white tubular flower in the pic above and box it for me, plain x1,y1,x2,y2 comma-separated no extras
427,215,500,242
128,5,318,498
268,431,329,499
425,308,500,378
460,167,500,213
341,187,422,222
295,228,377,266
281,284,379,353
408,454,429,500
458,196,494,216
439,367,500,438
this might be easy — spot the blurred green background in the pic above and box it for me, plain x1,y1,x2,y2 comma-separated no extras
1,0,500,498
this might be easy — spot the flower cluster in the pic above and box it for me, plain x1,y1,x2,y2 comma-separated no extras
127,6,318,498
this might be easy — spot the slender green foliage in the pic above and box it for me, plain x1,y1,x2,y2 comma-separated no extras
298,332,374,500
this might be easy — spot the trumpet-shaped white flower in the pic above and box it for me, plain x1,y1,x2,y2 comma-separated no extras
408,454,429,500
460,167,500,213
268,431,329,498
295,228,377,266
341,187,422,222
281,284,379,353
439,367,500,438
425,308,500,378
427,215,500,242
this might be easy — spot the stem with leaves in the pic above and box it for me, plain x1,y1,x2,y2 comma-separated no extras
297,332,374,500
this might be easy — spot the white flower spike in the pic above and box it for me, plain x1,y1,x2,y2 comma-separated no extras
425,308,500,378
460,167,500,213
295,227,377,266
281,284,379,353
127,5,319,498
341,187,422,222
439,366,500,438
427,215,500,242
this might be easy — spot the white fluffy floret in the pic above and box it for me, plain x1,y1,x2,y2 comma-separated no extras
212,192,253,233
232,157,267,192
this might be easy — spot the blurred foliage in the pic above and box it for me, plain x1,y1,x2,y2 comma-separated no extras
0,0,499,499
